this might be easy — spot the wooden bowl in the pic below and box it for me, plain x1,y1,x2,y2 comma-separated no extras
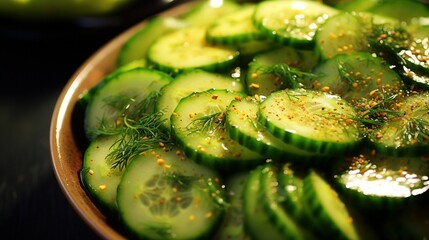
49,3,193,239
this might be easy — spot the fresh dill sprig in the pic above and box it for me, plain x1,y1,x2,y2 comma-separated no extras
108,112,170,170
186,112,226,135
256,63,318,89
337,62,357,90
352,93,403,127
93,92,171,170
402,118,429,144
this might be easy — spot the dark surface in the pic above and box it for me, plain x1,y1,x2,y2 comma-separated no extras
0,1,181,239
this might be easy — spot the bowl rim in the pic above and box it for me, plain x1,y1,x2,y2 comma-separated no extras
49,2,194,239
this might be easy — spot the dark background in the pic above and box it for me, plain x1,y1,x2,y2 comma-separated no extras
0,1,181,239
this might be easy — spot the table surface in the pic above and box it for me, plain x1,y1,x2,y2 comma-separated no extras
0,2,178,239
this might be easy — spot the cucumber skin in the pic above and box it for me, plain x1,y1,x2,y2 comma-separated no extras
226,98,321,163
258,89,361,156
156,69,245,131
116,16,186,68
303,171,361,240
147,27,240,75
81,135,124,217
242,166,285,240
170,90,264,171
253,0,338,48
205,4,264,46
259,112,359,155
212,172,251,240
259,164,313,240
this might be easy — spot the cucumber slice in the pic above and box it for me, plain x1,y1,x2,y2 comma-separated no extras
277,164,311,223
315,12,371,59
335,153,429,210
259,164,312,240
116,16,186,68
370,92,429,156
157,70,244,130
399,65,429,90
226,97,321,161
368,0,429,23
84,68,173,140
147,26,240,74
259,88,361,155
116,146,225,240
180,0,240,27
334,0,380,12
213,172,251,240
398,38,429,76
246,46,319,97
206,4,264,46
306,52,405,104
303,170,361,240
171,89,264,170
242,166,285,240
235,39,278,65
81,135,124,214
253,0,338,48
369,23,429,90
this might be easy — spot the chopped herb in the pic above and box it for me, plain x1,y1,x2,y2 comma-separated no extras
256,63,319,89
186,112,226,135
402,118,429,144
92,92,171,170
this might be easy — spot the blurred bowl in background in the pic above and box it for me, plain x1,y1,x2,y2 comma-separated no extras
0,0,135,21
0,0,183,41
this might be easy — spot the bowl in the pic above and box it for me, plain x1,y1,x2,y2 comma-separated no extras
50,0,429,239
49,2,194,239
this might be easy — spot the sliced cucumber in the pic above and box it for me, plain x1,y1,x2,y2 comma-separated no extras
147,26,239,74
226,97,321,161
369,23,429,90
259,88,361,155
277,164,312,224
213,172,251,240
335,0,380,12
84,68,173,140
242,166,285,240
81,135,124,214
206,4,263,46
171,89,264,170
335,153,429,210
399,65,429,90
398,38,429,76
116,16,186,68
157,70,244,130
315,12,371,59
303,170,361,240
246,46,319,97
253,0,338,48
368,0,429,23
180,0,240,27
259,164,312,240
116,146,225,240
370,92,429,156
306,52,405,104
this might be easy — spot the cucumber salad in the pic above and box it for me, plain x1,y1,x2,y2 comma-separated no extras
79,0,429,239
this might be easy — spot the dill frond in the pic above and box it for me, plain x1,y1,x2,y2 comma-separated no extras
186,112,226,135
93,92,171,170
402,118,429,144
256,63,318,89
